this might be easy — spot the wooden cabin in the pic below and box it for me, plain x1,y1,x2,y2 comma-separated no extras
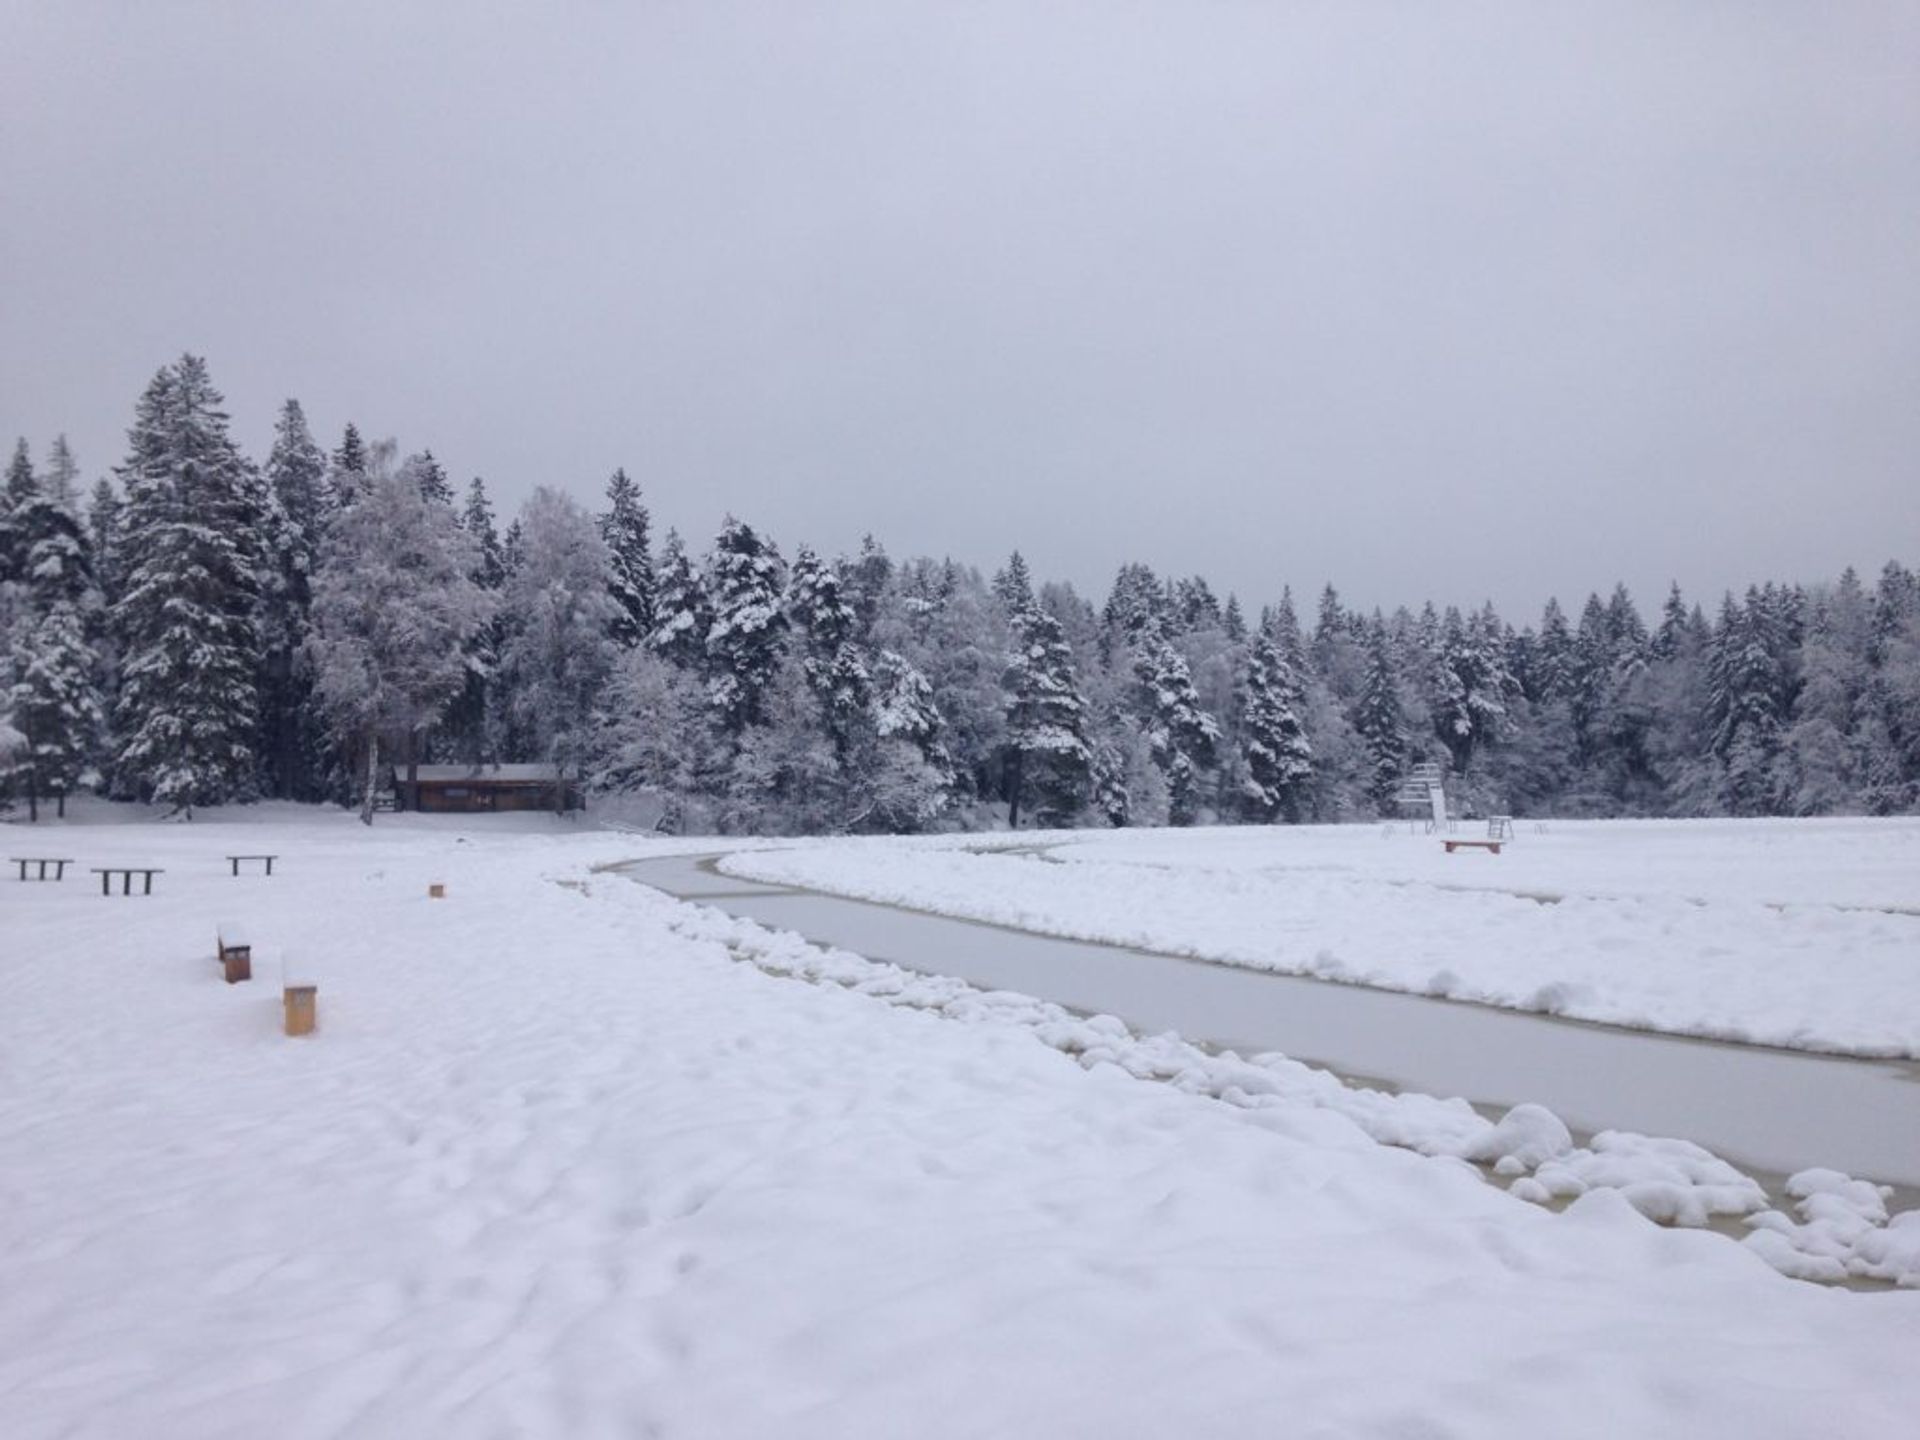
392,763,582,814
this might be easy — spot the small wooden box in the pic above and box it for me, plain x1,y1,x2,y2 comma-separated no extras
221,946,252,984
283,984,317,1036
428,883,446,899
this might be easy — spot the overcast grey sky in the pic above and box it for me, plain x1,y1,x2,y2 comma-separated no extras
3,2,1915,621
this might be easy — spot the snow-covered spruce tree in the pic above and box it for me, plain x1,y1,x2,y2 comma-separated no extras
43,435,81,505
1101,560,1163,659
1703,592,1784,816
498,487,618,807
836,646,954,832
256,399,331,799
1001,586,1092,828
400,450,453,507
1239,633,1312,822
1776,571,1874,813
108,356,264,811
0,439,33,581
599,468,655,648
329,424,368,509
649,529,709,669
86,478,123,609
787,543,871,756
992,550,1035,613
441,476,505,765
11,446,95,613
845,533,892,644
1130,624,1221,825
875,558,1006,805
703,517,786,732
306,445,493,822
6,601,103,818
1351,614,1407,811
1428,603,1515,774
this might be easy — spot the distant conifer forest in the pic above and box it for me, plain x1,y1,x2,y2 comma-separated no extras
4,354,1916,831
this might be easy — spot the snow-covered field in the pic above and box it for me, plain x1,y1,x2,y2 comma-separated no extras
720,818,1920,1057
4,808,1919,1437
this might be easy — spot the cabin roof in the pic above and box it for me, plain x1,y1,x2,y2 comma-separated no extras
405,763,566,785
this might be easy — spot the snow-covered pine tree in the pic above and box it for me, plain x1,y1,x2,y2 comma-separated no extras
86,479,122,608
650,529,710,669
1704,592,1784,815
845,533,892,643
1222,593,1247,643
256,399,331,798
499,487,618,805
108,356,265,811
306,445,494,821
401,450,453,507
1351,614,1407,811
1,440,36,584
703,517,786,732
6,600,103,818
1239,633,1312,822
1100,561,1162,657
1001,588,1092,828
786,543,871,755
1130,624,1221,825
43,435,80,504
329,424,368,509
992,551,1034,612
599,468,655,648
440,475,507,765
8,445,95,612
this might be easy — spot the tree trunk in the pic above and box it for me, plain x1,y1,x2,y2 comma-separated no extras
1006,750,1024,830
405,727,420,803
360,730,381,826
56,792,65,818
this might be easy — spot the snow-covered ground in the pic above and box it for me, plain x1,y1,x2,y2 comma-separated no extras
719,818,1920,1057
4,808,1919,1437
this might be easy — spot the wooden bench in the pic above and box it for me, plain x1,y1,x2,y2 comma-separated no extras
226,854,278,877
93,867,163,896
1443,839,1503,855
10,857,75,881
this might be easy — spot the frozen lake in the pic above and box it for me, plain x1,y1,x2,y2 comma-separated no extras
622,852,1920,1188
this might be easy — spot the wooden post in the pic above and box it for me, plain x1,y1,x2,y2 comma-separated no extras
428,882,445,899
283,984,317,1036
223,947,252,984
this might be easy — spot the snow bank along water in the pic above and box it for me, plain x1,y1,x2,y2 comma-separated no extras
5,812,1919,1438
618,857,1920,1288
716,818,1920,1058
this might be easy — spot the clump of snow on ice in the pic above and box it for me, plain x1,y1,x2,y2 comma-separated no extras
1738,1168,1919,1287
1520,1132,1768,1227
1460,1103,1573,1170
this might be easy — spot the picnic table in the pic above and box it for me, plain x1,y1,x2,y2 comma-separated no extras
10,858,75,881
93,867,164,896
226,854,278,877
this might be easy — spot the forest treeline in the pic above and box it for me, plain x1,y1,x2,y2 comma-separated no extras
3,355,1917,830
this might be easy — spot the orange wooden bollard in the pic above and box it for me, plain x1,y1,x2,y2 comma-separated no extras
283,984,317,1036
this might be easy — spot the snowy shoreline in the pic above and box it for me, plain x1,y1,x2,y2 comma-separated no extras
718,818,1920,1059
